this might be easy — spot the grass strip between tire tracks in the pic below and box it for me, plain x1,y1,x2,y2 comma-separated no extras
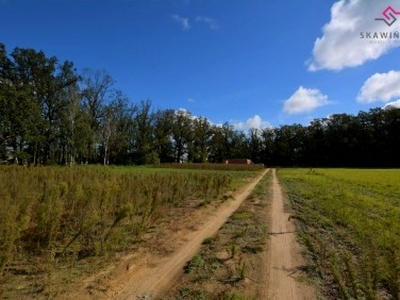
163,170,271,300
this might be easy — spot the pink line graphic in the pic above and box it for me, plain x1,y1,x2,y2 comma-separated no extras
375,5,400,26
383,6,400,20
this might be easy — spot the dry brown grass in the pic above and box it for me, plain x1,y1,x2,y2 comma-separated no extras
0,165,235,298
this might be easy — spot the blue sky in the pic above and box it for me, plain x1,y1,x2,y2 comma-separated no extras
2,0,400,130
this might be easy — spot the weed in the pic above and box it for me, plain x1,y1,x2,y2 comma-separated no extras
279,168,400,299
242,245,263,254
173,287,206,300
228,244,237,259
0,165,243,297
235,256,247,281
232,212,252,221
221,194,233,202
185,255,206,273
202,237,214,245
162,170,271,300
224,293,255,300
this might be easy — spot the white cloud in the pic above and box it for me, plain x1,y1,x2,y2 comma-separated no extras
358,70,400,103
196,16,219,30
383,99,400,109
173,109,271,131
231,115,272,131
171,15,219,31
171,14,190,30
283,86,329,114
176,108,190,115
187,98,195,103
308,0,400,71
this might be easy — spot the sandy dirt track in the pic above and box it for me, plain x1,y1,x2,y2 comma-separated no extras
264,169,315,300
112,169,269,299
72,168,315,299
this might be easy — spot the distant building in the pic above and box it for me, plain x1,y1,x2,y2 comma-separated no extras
225,158,252,165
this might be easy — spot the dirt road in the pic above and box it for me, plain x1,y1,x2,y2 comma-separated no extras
73,168,315,299
112,169,269,299
264,169,315,300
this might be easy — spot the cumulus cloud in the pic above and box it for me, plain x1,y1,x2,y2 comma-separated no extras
196,16,219,30
231,115,272,131
308,0,400,71
283,86,329,114
171,14,190,30
383,99,400,109
357,70,400,103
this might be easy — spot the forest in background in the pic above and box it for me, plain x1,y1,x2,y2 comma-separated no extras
1,43,400,167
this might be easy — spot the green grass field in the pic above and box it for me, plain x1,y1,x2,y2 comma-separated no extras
278,168,400,299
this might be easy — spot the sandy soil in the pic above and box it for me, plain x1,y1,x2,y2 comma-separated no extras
163,169,271,299
117,169,267,300
71,169,268,300
70,168,316,300
264,169,315,300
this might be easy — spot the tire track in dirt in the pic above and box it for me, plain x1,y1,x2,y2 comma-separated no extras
264,169,315,300
113,169,269,300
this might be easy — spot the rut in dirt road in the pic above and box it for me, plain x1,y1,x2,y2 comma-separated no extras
265,169,315,300
115,169,269,300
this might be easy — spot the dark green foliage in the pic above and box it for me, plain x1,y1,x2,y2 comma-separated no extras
1,42,400,167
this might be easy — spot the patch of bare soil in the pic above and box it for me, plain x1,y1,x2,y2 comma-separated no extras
265,169,315,300
164,168,316,300
164,168,271,299
68,170,268,300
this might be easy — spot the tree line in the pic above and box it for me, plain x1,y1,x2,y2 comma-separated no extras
1,43,399,167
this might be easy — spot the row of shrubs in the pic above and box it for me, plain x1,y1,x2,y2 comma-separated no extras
153,163,265,171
